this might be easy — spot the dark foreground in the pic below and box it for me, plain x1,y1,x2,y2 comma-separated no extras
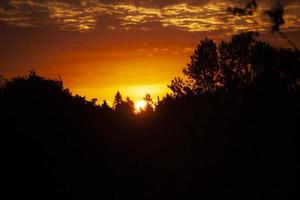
1,33,299,199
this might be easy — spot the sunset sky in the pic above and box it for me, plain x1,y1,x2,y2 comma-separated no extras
1,0,300,104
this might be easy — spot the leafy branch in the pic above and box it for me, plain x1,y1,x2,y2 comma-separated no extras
228,0,298,51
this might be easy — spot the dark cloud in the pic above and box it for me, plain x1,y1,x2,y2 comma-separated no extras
0,0,299,33
0,0,15,10
98,0,216,8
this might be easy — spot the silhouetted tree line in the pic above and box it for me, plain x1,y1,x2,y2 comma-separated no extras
1,33,299,200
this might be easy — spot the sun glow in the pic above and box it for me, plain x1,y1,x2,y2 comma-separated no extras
135,100,146,113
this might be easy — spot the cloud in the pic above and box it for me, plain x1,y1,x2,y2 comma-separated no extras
183,47,194,53
0,0,299,33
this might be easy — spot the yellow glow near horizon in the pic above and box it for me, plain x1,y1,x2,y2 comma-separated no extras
52,53,184,106
71,83,171,106
135,100,146,113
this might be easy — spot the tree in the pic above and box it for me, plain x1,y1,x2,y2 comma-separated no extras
91,98,98,105
143,93,154,112
168,77,191,97
228,0,298,51
227,0,257,16
113,91,123,109
101,100,112,112
125,97,135,113
184,38,221,94
169,38,222,95
219,32,258,92
169,32,300,97
113,93,135,116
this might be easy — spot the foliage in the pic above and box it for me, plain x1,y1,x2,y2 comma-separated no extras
113,90,123,109
143,93,154,112
227,0,257,16
169,32,300,96
228,0,298,51
265,2,285,33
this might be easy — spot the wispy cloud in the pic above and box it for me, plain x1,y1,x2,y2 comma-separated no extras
0,0,299,33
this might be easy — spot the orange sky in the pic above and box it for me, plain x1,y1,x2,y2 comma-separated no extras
1,0,300,104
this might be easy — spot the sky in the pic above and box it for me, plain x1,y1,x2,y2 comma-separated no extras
1,0,300,104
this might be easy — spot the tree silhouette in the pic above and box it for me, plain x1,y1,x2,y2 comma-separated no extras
113,93,135,116
227,0,257,16
219,32,258,92
265,1,284,33
125,97,135,113
143,93,154,112
169,32,300,96
168,77,191,97
91,98,98,105
113,91,123,109
228,0,299,51
184,38,221,94
101,100,113,113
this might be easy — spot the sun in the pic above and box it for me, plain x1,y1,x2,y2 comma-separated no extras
135,100,146,113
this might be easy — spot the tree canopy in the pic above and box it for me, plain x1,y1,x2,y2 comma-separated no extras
169,32,300,96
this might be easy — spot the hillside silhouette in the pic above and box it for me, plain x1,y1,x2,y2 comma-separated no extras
1,32,299,200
